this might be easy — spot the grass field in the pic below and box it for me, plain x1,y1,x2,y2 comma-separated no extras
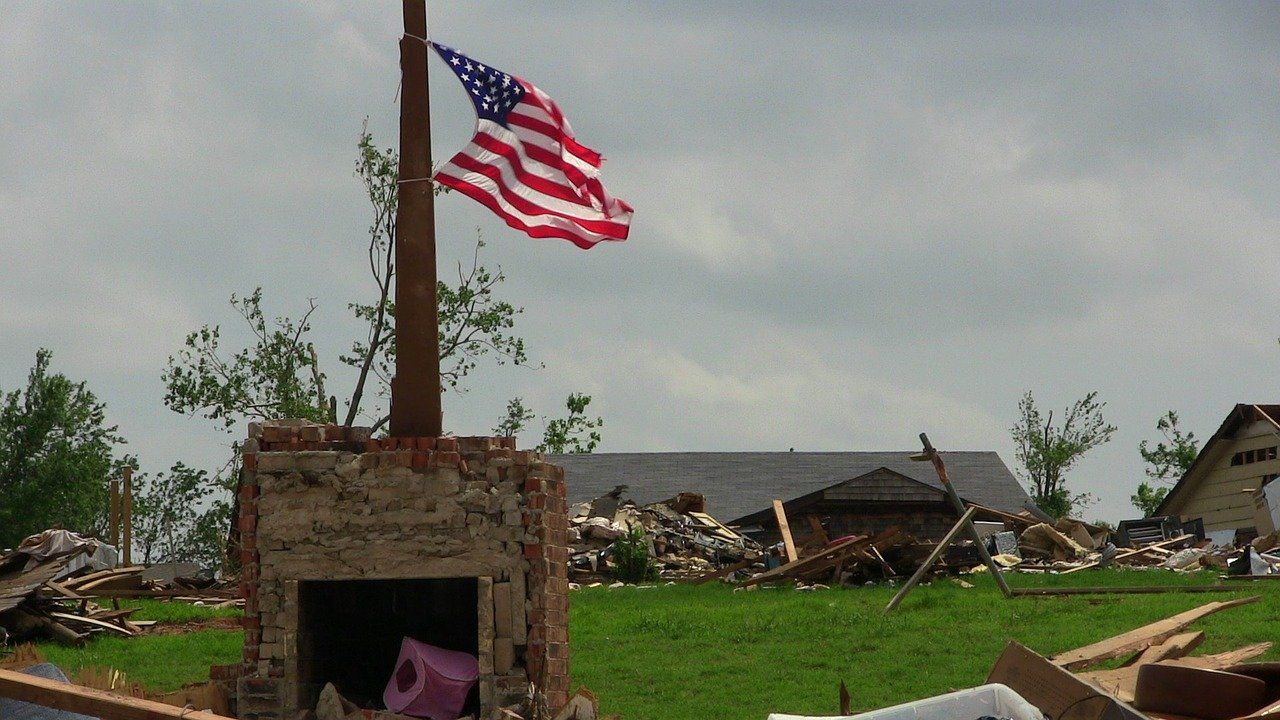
25,572,1280,718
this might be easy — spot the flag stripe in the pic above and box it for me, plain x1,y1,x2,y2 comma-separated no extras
468,131,597,207
435,171,629,249
442,152,632,234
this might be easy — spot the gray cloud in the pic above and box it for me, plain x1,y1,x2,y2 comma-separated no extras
2,2,1278,520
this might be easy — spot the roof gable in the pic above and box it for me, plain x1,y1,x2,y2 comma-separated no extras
550,450,1033,523
1158,404,1280,515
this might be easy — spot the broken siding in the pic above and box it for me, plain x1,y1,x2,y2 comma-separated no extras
1174,422,1280,531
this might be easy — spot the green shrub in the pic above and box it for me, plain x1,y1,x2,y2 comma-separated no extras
611,526,658,582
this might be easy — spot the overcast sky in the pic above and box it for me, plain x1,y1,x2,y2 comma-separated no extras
2,3,1278,522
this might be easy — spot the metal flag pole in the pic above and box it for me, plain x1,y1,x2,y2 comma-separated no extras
389,0,443,438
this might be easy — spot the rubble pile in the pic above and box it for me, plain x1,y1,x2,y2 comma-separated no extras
0,529,237,646
568,488,763,582
736,505,1280,590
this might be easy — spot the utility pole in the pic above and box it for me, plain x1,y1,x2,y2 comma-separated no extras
389,0,443,438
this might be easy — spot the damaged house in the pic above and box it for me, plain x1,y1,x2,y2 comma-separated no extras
553,451,1038,543
1158,403,1280,539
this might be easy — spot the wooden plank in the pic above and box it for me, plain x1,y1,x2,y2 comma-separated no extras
1011,585,1238,596
773,500,798,563
740,534,869,587
1125,631,1204,666
884,507,980,613
1051,596,1260,670
0,666,232,720
1080,638,1267,704
688,557,755,585
49,613,135,637
63,567,143,590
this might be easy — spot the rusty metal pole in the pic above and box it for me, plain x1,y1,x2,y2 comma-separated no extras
389,0,443,438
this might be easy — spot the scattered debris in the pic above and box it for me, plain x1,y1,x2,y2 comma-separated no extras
0,530,238,647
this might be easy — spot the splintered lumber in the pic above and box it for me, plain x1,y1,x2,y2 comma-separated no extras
884,506,979,613
0,666,232,720
1011,585,1237,596
1124,631,1205,667
773,500,798,563
1079,639,1270,703
740,533,869,587
1059,535,1193,575
1052,596,1259,670
1081,632,1205,700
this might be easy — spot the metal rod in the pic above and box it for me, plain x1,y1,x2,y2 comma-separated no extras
917,432,1013,597
389,0,443,438
884,506,979,612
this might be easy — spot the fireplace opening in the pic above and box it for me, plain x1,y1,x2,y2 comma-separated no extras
297,578,480,717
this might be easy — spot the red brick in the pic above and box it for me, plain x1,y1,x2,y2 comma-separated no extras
437,437,458,452
527,494,545,510
411,451,431,470
523,543,543,560
418,436,437,450
435,451,460,467
242,453,257,471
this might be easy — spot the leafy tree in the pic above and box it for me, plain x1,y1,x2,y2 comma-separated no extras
132,462,229,566
0,350,125,549
1010,390,1116,518
539,394,603,454
493,393,606,453
162,290,330,431
164,132,538,435
1131,410,1199,517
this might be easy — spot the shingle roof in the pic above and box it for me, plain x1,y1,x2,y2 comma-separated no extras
548,451,1035,524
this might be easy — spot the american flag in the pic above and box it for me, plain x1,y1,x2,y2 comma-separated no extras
430,43,632,249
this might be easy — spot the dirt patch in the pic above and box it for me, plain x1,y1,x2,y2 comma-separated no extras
145,617,242,635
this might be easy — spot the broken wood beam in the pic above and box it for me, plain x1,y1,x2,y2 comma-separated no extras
883,506,979,613
1011,585,1239,596
0,667,233,720
1051,596,1259,670
773,500,798,563
740,534,869,587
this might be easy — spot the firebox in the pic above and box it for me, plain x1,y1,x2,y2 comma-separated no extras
235,423,571,720
296,578,480,715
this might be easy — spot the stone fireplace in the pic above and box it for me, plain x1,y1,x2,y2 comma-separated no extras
235,421,570,720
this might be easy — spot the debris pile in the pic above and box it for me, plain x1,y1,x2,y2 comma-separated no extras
0,529,237,646
568,488,763,582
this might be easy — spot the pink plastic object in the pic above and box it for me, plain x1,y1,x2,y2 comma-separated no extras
382,637,479,720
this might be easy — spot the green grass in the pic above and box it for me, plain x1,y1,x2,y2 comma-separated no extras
115,598,242,623
22,570,1279,717
569,571,1280,719
38,630,243,692
31,598,244,692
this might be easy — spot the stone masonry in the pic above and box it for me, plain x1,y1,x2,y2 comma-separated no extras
236,421,570,720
